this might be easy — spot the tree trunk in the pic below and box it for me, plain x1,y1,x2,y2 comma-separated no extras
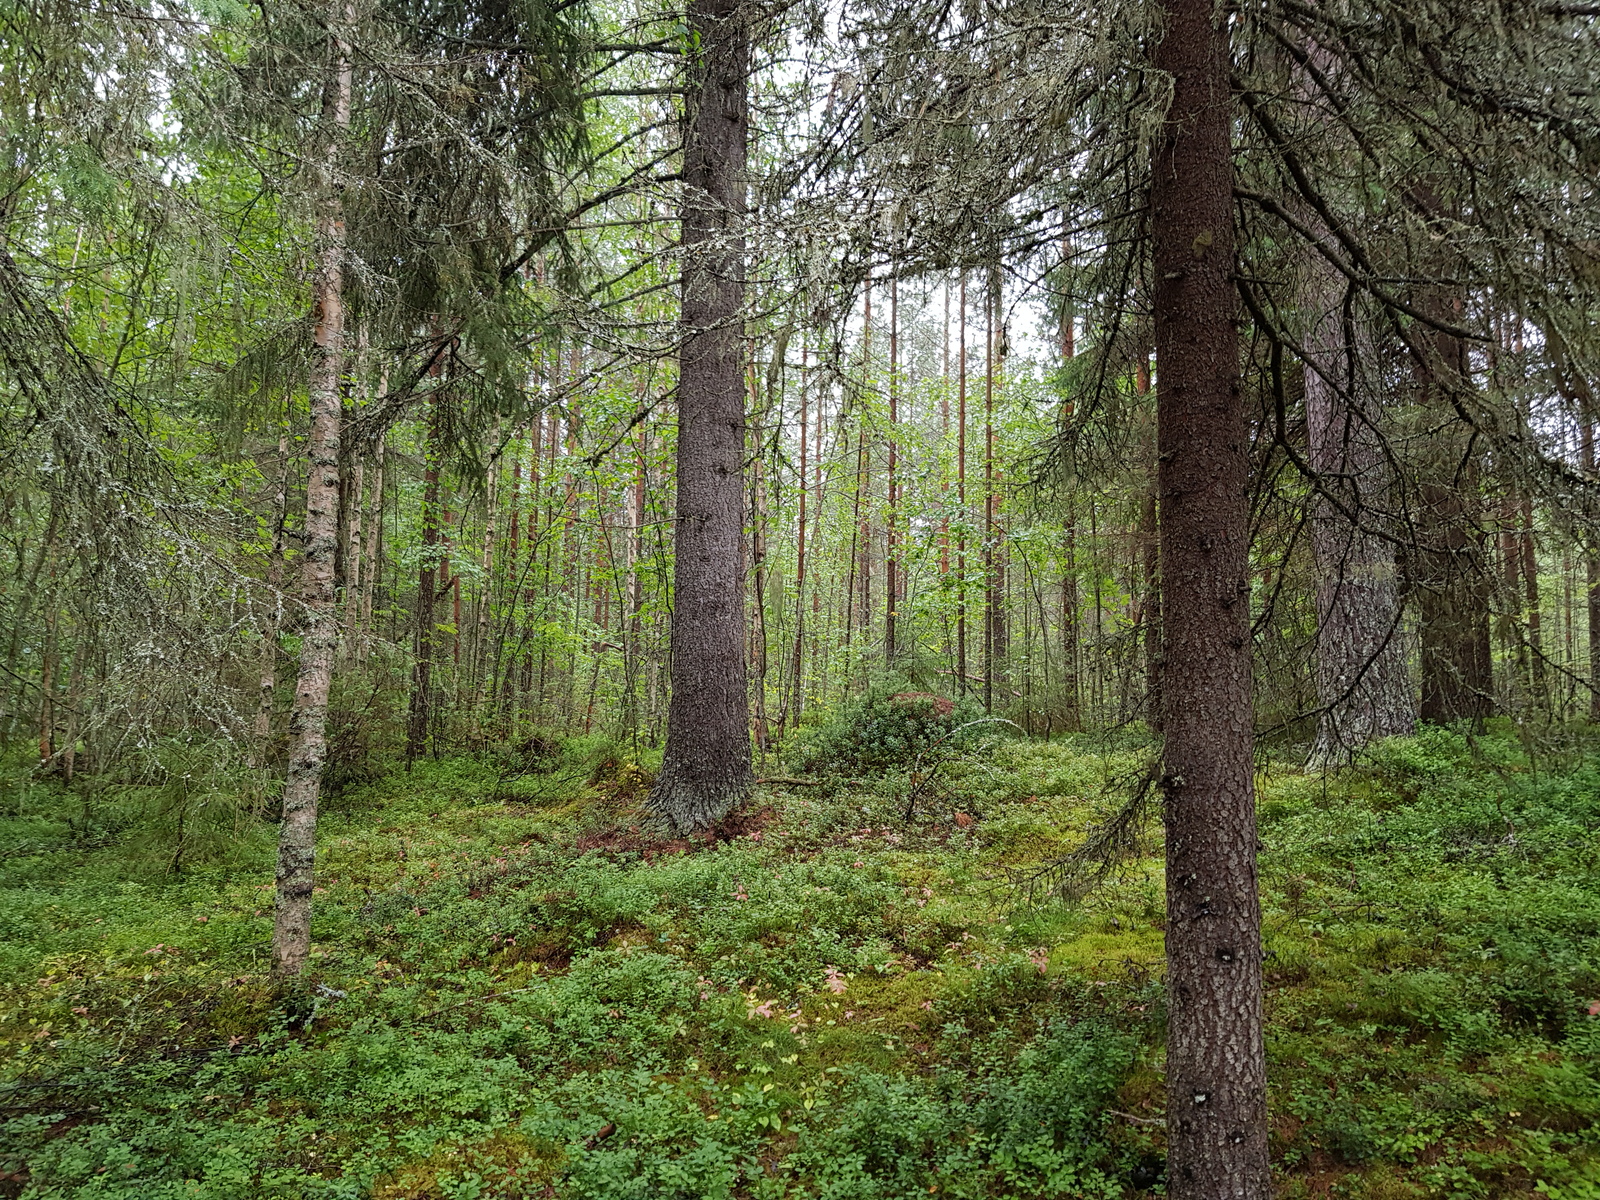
271,2,352,984
38,606,55,767
1059,307,1081,732
749,357,770,753
956,273,969,695
886,273,899,666
1583,417,1600,722
983,274,997,713
358,429,384,662
1304,283,1414,761
1151,0,1270,1190
646,0,752,833
1416,478,1493,724
1413,318,1492,724
1520,495,1546,705
406,380,444,765
792,342,809,722
62,638,85,785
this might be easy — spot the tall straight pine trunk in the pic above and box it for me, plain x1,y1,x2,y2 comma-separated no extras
271,2,353,984
647,0,752,833
1151,0,1271,1191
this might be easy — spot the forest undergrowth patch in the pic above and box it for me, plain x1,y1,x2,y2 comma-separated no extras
0,724,1597,1197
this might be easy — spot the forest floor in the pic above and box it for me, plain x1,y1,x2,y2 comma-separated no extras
1,722,1598,1199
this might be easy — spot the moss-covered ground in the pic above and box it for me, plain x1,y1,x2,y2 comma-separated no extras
2,724,1598,1198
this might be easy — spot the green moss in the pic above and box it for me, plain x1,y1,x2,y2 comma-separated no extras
3,730,1599,1196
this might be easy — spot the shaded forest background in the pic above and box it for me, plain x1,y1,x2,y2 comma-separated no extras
4,0,1599,800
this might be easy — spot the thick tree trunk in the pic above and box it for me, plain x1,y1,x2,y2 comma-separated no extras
271,4,352,984
1304,292,1414,761
1417,481,1493,723
646,0,752,833
1151,0,1270,1191
1413,322,1493,724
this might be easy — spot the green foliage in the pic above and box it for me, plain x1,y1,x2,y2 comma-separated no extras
792,684,986,775
3,728,1600,1196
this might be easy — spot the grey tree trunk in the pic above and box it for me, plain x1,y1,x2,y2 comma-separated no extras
1413,317,1493,724
646,0,752,834
1151,0,1270,1191
270,5,352,984
1304,298,1415,762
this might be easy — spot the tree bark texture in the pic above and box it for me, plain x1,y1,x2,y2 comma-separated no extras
1304,284,1414,761
271,4,352,984
646,0,753,834
1413,325,1493,724
1151,0,1271,1192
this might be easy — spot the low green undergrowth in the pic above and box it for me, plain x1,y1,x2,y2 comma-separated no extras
1,722,1597,1198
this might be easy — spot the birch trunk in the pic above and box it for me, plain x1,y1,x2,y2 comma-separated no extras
271,2,352,984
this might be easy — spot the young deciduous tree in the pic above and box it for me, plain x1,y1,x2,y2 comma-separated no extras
271,0,353,984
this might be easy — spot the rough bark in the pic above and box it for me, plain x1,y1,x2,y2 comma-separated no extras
1151,0,1271,1191
646,0,752,833
271,4,352,984
1304,291,1414,761
1416,481,1493,723
1413,322,1493,724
